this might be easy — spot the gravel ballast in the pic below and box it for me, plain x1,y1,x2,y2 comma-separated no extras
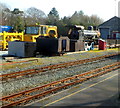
0,48,119,96
1,55,119,96
1,48,119,74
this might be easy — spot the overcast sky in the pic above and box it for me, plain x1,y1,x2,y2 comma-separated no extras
1,0,120,21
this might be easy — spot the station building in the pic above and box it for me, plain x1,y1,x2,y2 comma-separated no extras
98,16,120,39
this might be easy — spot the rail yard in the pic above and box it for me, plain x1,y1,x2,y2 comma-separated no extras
0,18,120,108
0,0,120,107
0,48,119,107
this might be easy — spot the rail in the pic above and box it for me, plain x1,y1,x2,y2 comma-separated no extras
0,59,38,65
0,62,119,107
0,53,119,82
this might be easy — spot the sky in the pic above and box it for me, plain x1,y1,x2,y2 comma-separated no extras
1,0,120,21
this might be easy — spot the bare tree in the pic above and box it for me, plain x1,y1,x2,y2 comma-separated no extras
24,7,46,25
0,2,11,25
89,15,104,26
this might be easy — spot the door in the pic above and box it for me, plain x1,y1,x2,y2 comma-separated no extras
100,28,110,39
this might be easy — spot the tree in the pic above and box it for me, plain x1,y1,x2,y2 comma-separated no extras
11,8,24,32
78,10,84,16
70,10,85,25
48,7,59,18
62,16,71,26
0,2,11,25
70,11,80,25
11,8,23,15
89,15,103,26
0,4,25,32
69,10,103,29
47,7,59,25
24,7,47,25
0,3,104,35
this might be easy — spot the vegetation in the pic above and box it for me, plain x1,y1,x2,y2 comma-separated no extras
0,2,104,35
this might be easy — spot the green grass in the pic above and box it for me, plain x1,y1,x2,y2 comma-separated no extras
88,48,119,53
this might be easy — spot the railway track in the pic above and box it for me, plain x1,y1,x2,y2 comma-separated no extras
1,53,119,82
0,62,120,108
0,59,38,65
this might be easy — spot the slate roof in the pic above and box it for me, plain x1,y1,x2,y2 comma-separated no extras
98,16,120,31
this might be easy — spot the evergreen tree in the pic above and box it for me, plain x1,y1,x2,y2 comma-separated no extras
47,7,59,25
11,8,24,32
48,7,59,19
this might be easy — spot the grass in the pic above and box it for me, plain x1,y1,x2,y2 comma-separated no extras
88,48,119,53
2,60,43,72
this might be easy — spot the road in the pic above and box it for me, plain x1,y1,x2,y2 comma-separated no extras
24,69,120,107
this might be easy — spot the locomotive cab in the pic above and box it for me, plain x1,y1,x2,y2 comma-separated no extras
24,25,58,42
68,25,84,40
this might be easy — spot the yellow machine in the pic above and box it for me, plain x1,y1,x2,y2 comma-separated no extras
0,25,58,50
24,25,58,42
0,31,24,50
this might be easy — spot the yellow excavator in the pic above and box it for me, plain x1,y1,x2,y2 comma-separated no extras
24,25,58,42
